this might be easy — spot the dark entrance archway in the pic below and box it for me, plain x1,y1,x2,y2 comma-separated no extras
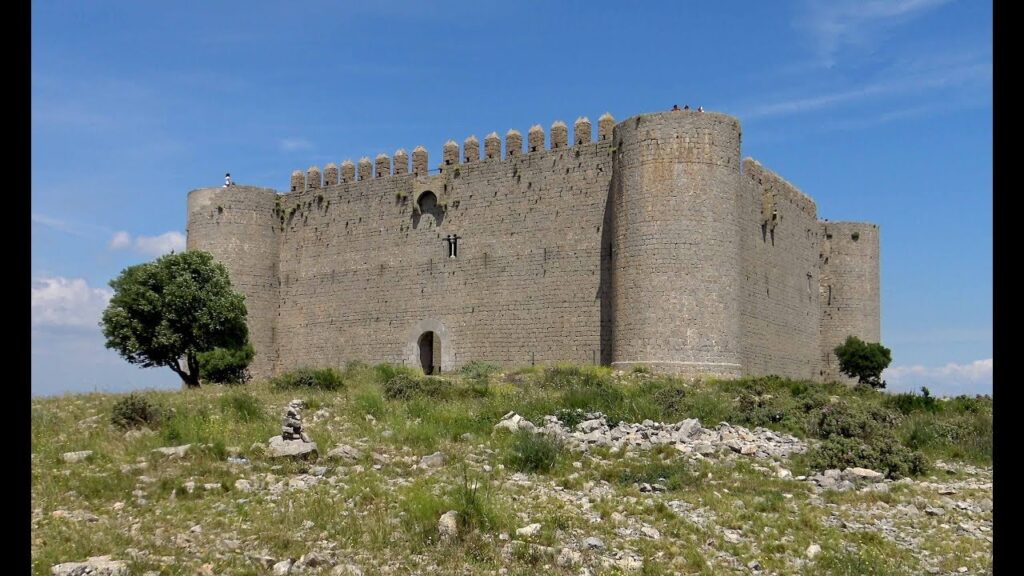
418,331,440,374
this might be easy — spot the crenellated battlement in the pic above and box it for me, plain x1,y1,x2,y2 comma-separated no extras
191,107,878,383
285,112,616,193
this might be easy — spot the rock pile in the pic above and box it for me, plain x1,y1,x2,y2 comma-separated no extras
282,400,311,442
494,411,806,459
267,400,318,460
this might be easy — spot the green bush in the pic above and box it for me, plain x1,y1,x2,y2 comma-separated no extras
198,343,254,385
269,367,344,391
460,360,500,381
505,430,563,473
735,392,789,427
373,362,420,385
806,435,928,479
218,390,265,422
383,373,450,400
884,387,940,415
111,393,164,429
833,336,892,388
809,401,897,441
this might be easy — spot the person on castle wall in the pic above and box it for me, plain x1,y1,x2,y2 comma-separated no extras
224,173,233,187
697,106,704,112
671,104,680,111
683,104,690,110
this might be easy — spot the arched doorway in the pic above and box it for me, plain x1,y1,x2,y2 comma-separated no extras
418,331,441,375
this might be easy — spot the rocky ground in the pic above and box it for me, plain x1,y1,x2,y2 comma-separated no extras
32,375,993,575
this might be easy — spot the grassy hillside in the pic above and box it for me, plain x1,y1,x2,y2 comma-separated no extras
32,364,992,575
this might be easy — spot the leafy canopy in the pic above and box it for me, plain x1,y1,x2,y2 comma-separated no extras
100,250,249,387
833,335,892,388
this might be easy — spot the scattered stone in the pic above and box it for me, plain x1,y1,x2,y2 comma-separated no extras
925,507,946,516
438,510,459,542
747,559,762,572
584,536,605,549
556,547,581,567
516,523,542,537
61,451,93,463
152,445,192,459
723,529,742,544
842,467,884,483
51,555,128,576
234,479,253,492
806,544,821,559
419,452,445,469
640,526,661,540
327,444,363,461
272,559,294,575
296,552,327,568
331,565,363,576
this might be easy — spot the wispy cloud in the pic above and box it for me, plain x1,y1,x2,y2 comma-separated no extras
31,276,112,329
883,358,992,397
742,57,990,120
796,0,953,66
108,231,186,257
32,212,111,238
280,137,313,152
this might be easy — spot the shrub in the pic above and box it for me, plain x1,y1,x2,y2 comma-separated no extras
805,435,928,479
373,362,419,385
218,390,265,422
735,392,788,427
383,373,450,400
460,360,500,381
833,336,892,388
198,343,254,385
554,408,588,430
884,387,940,415
808,401,899,441
269,367,344,391
505,430,563,473
111,393,164,429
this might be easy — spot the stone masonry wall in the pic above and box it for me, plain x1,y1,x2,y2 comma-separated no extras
819,221,881,383
186,186,280,380
272,136,614,372
739,159,821,380
185,109,881,383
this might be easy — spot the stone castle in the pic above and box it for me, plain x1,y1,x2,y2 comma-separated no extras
186,109,880,383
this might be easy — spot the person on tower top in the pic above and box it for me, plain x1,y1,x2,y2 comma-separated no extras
224,173,233,187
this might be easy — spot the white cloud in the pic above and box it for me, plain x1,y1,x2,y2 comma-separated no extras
109,230,132,249
883,358,992,397
797,0,953,66
31,276,113,328
108,230,186,257
280,137,313,152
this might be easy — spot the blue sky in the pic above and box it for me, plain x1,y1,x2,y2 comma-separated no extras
31,0,992,397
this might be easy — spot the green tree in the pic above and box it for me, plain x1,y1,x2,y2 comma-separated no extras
198,343,255,385
833,336,892,388
100,250,250,388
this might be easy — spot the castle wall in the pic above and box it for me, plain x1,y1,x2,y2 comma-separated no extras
272,139,614,372
739,159,821,380
608,111,744,377
186,186,280,379
818,221,881,382
184,109,881,383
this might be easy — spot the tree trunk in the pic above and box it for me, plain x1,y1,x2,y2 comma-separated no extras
169,356,201,389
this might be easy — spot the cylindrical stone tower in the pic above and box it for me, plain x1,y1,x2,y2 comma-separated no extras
186,186,280,380
609,111,744,377
818,222,881,383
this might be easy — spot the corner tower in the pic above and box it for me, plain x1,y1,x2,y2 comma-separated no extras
186,185,280,380
818,222,881,382
608,111,744,377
